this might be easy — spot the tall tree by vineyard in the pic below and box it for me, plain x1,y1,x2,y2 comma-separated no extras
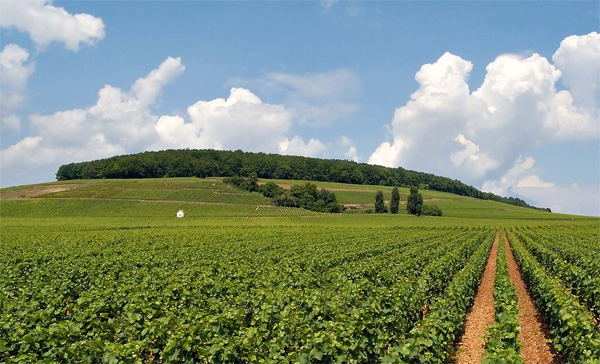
391,187,400,214
407,186,423,216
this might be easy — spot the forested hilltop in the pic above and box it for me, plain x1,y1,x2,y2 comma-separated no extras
56,149,547,211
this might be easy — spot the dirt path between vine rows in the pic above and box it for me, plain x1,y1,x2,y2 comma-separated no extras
504,232,556,363
454,231,498,363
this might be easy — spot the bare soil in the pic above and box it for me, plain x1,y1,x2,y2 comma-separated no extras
0,184,83,200
455,232,499,363
504,232,557,363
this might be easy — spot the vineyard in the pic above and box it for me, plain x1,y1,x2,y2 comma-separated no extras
1,178,599,363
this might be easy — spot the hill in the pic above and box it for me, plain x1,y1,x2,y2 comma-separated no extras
54,149,547,211
0,177,584,225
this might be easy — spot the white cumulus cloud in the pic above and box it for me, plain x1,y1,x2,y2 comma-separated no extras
0,44,35,133
482,156,551,196
278,136,327,157
154,87,292,152
338,135,359,162
153,87,328,158
368,52,478,173
517,184,599,217
482,156,598,216
1,56,338,187
552,32,600,113
1,57,185,186
450,134,499,179
0,0,105,51
29,57,185,151
369,33,599,186
232,68,360,125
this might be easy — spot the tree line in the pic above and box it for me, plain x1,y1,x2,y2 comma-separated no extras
224,176,344,213
55,148,549,211
375,186,443,216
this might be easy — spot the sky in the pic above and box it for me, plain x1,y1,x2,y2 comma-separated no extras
0,0,598,216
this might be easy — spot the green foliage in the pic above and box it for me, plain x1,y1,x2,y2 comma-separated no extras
224,178,343,213
273,183,344,213
514,227,600,319
483,235,523,363
54,148,546,210
223,175,258,192
374,190,387,213
383,233,494,362
390,187,400,214
0,223,494,363
508,230,600,363
407,186,423,216
259,181,284,198
422,204,442,216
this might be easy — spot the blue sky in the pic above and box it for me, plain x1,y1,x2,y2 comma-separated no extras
1,0,598,216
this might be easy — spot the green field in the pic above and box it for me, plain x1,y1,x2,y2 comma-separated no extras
1,178,598,363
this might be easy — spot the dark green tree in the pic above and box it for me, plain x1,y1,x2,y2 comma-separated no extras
422,204,442,216
247,172,259,192
390,187,400,214
375,190,387,213
407,186,423,216
259,181,284,198
273,183,344,213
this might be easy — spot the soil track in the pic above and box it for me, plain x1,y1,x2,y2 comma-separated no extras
455,232,499,363
504,232,556,363
0,184,84,200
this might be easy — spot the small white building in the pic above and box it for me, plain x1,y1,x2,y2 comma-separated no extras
176,210,185,218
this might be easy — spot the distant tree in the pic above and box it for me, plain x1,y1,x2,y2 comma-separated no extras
422,204,442,216
407,186,423,216
273,183,344,213
390,187,400,214
259,181,284,198
375,190,387,213
247,173,259,192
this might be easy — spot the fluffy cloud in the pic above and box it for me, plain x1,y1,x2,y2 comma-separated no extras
154,87,294,152
0,44,34,132
449,134,499,179
517,184,600,217
154,87,329,158
368,52,480,174
482,156,598,216
233,69,360,125
0,0,105,51
1,58,334,186
278,136,327,157
1,57,184,186
552,32,600,113
482,156,551,196
369,33,599,183
29,57,185,151
338,136,359,162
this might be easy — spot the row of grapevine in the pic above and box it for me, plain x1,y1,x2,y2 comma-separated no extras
482,234,522,363
507,230,600,363
1,227,491,363
513,228,600,320
528,225,600,278
382,232,494,362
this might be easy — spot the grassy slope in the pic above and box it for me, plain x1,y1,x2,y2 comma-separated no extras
0,177,594,232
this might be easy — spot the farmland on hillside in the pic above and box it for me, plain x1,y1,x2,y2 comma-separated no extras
1,178,599,363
